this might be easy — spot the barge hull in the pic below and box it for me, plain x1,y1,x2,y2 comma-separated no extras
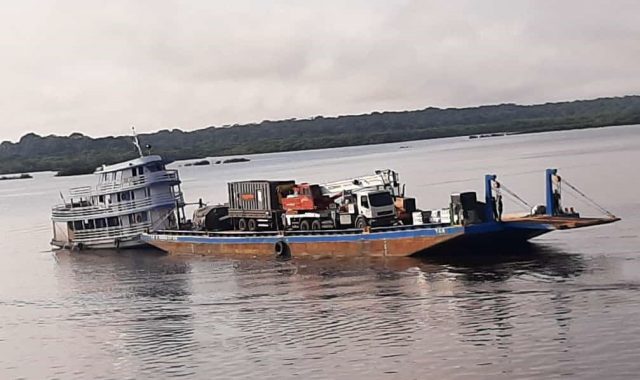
143,222,521,257
142,215,618,258
143,233,462,257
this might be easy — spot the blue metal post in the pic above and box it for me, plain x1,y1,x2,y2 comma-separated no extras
545,168,557,216
485,174,496,222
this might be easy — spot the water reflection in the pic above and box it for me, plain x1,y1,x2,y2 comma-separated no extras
53,249,196,378
420,243,586,282
47,243,589,379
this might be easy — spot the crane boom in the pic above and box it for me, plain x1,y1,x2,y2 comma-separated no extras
320,169,403,197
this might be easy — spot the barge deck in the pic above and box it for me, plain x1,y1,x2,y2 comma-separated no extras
141,168,620,259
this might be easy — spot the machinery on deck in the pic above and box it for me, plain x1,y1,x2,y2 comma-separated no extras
281,170,404,230
198,170,416,231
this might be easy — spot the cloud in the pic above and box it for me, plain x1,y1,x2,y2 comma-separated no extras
0,0,638,142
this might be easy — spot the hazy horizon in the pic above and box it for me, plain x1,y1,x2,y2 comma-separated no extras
1,0,639,142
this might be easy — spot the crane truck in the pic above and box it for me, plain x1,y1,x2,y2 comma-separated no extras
281,169,416,230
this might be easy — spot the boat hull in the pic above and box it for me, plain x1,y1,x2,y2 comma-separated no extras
141,222,537,258
51,236,145,250
142,215,619,258
143,231,462,258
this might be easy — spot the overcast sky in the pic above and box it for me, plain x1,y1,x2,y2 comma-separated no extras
0,0,638,142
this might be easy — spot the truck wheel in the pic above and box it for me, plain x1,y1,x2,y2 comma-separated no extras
238,218,247,231
311,219,322,230
299,219,310,230
355,216,368,229
247,219,257,231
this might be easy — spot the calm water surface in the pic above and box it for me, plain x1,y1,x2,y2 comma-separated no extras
1,126,639,379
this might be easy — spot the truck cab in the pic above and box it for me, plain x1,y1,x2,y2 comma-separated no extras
281,183,333,211
338,189,397,228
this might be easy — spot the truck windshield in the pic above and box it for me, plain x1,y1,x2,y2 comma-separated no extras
369,192,393,207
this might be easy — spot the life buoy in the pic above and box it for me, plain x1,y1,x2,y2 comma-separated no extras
275,240,291,260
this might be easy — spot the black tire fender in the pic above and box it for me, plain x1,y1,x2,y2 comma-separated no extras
275,240,291,260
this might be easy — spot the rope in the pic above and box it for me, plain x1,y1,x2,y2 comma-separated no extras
561,179,616,218
499,183,533,210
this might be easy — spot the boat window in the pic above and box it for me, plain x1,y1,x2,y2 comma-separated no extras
128,212,148,224
369,192,393,207
360,195,369,209
132,168,137,177
73,221,84,231
107,217,119,227
84,220,95,230
121,191,131,201
98,195,105,203
95,219,107,229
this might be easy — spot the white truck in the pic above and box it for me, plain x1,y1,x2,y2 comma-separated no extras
282,170,403,230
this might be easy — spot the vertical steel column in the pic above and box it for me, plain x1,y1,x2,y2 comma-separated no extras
545,168,557,216
485,174,497,222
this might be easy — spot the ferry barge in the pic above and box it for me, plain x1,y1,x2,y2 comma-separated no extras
142,169,619,258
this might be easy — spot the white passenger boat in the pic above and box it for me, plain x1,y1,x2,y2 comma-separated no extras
51,133,186,249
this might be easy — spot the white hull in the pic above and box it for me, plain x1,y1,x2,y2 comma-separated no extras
51,236,146,250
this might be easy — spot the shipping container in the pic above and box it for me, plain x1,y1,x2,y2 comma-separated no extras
227,180,295,230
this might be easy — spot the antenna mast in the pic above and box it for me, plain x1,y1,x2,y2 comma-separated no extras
131,126,144,157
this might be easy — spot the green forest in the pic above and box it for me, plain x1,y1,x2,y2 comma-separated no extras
1,95,639,176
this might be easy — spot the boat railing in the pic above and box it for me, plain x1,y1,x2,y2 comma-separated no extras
52,192,184,219
71,222,152,241
151,222,452,238
155,229,284,238
95,170,180,193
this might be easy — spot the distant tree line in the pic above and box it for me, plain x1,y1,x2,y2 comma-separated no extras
1,95,639,176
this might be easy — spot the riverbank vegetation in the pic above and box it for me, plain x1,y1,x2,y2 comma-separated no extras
1,96,639,176
0,173,32,181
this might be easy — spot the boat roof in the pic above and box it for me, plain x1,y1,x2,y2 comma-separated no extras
95,155,163,174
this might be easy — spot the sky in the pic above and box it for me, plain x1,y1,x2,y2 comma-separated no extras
1,0,638,142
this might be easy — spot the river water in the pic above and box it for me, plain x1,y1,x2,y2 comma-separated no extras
1,125,639,379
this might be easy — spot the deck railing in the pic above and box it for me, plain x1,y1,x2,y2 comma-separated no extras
52,192,184,219
96,170,180,193
66,170,180,198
